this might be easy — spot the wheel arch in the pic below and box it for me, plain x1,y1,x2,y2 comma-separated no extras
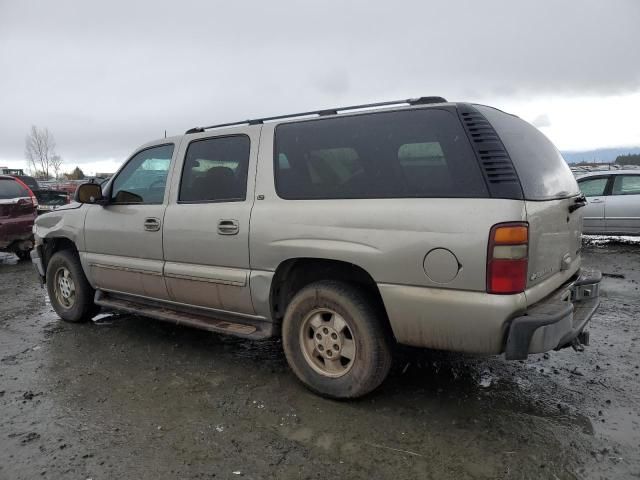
41,236,79,278
268,257,392,335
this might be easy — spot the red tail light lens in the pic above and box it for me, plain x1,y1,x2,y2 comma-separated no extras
487,222,528,294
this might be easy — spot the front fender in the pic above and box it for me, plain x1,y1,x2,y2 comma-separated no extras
33,203,86,250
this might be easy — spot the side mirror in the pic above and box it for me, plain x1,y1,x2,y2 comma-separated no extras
75,183,105,204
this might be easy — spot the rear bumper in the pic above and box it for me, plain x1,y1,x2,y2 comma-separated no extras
504,269,601,360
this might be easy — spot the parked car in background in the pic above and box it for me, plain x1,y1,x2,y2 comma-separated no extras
31,98,601,398
11,175,70,214
577,170,640,235
0,175,37,260
39,180,85,199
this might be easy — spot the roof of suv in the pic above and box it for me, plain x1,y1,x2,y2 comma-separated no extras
183,96,452,135
139,97,460,148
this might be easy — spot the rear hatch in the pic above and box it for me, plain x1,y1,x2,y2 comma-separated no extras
475,106,582,300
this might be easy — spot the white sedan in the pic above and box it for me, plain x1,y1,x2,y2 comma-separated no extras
577,170,640,235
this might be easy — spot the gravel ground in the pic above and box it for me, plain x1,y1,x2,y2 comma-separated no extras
0,241,639,480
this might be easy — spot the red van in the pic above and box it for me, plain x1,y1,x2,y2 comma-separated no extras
0,175,37,260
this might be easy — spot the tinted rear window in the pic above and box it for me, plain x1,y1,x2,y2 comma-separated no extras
274,109,488,200
475,105,579,200
0,179,29,199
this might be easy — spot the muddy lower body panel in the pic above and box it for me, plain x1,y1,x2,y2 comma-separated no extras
378,269,601,357
378,283,527,354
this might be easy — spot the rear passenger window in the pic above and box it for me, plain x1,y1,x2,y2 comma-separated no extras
612,175,640,195
179,136,250,202
578,177,609,197
0,179,29,199
274,109,488,199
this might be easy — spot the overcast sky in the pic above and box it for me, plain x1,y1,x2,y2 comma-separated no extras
1,0,639,175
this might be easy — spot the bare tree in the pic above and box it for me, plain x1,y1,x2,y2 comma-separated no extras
51,154,63,179
25,126,62,179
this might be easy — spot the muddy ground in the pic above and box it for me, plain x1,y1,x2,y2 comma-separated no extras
0,241,639,480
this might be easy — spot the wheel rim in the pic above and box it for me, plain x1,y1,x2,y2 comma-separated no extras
299,308,356,378
53,266,76,309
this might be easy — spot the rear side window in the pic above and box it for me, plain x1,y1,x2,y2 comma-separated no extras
578,177,609,197
0,179,29,199
475,105,579,200
274,109,488,199
612,175,640,195
179,135,250,202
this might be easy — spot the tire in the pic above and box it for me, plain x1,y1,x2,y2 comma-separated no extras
46,249,99,323
282,280,393,399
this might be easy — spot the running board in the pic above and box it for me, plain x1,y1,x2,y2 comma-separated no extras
94,291,273,340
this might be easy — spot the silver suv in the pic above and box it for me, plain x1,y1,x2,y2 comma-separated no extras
31,97,601,398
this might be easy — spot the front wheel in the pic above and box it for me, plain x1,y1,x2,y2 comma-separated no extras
46,250,99,323
282,281,393,399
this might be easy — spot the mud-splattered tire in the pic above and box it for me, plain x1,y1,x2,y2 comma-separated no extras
46,250,99,323
282,280,393,399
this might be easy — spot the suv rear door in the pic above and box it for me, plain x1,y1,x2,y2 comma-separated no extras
162,127,259,315
83,143,176,300
606,173,640,234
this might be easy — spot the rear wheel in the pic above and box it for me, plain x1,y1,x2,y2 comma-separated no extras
282,281,393,399
46,250,99,323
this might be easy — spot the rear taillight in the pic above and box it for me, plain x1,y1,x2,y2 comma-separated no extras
487,222,528,294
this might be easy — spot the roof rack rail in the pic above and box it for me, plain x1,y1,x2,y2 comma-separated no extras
185,96,447,134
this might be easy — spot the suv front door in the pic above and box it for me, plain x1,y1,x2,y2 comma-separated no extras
83,143,176,300
162,128,259,315
577,175,610,234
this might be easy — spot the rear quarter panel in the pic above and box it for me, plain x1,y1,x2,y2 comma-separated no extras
251,124,527,292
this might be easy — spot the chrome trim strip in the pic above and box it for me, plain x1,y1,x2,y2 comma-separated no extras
89,263,163,276
163,272,244,286
163,262,247,287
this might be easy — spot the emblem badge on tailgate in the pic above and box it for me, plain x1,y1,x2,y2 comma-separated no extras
530,266,553,281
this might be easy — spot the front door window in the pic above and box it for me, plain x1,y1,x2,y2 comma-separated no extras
111,144,174,204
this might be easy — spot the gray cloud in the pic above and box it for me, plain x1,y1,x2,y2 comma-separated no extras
532,114,551,128
1,0,639,166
